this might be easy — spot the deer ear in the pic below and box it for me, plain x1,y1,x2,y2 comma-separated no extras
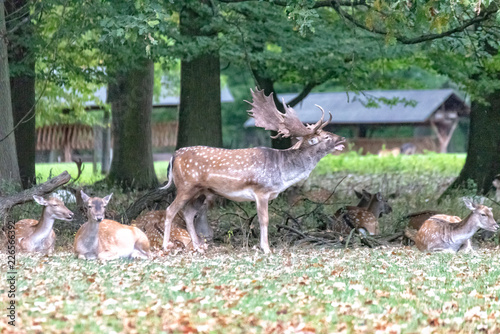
463,197,476,210
308,137,319,146
376,192,383,200
80,190,90,203
33,195,48,206
354,189,363,199
102,193,113,206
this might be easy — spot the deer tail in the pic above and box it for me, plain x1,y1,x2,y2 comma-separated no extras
159,157,174,190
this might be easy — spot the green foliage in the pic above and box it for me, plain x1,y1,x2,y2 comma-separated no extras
313,152,466,176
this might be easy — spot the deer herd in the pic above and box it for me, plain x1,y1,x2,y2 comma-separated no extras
9,89,499,259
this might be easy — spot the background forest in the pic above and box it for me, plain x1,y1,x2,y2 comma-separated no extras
2,1,500,333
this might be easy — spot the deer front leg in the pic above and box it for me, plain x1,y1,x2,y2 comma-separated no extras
462,239,473,253
255,195,271,254
163,194,192,250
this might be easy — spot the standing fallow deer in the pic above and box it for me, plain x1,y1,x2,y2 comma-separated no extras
14,196,74,254
410,198,498,252
74,191,150,260
331,191,392,235
161,88,346,253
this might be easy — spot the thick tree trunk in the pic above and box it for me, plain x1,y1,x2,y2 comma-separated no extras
0,2,21,184
106,59,158,190
6,0,36,189
177,55,222,148
11,76,36,187
176,3,222,149
443,89,500,196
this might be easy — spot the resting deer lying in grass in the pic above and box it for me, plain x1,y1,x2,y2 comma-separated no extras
132,211,194,250
14,196,74,254
406,211,461,230
408,198,498,252
331,191,392,235
74,191,150,260
161,88,345,253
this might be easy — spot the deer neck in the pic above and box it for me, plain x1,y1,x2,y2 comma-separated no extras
85,219,101,239
78,219,101,252
447,212,479,244
29,209,55,244
278,146,326,186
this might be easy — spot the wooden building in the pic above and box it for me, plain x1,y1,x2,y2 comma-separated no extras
244,89,470,154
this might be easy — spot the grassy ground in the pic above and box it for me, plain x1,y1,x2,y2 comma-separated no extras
1,247,500,333
3,153,500,333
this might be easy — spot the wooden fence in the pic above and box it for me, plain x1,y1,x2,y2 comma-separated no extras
36,123,438,161
36,122,180,161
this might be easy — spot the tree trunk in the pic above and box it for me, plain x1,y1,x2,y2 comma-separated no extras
176,3,222,149
443,89,500,196
106,59,158,190
0,1,21,184
101,109,111,174
6,0,36,189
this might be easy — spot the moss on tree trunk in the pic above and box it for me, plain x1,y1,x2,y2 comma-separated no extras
0,2,21,184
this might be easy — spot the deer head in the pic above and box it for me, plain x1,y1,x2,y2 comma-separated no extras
33,195,74,221
463,198,498,232
247,88,345,151
80,191,113,223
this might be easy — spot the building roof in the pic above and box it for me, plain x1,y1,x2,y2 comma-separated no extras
244,89,469,127
87,85,234,108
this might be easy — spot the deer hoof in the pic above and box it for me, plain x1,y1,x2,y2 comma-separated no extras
163,241,175,250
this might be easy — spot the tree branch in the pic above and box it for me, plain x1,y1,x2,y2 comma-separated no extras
332,1,499,45
287,82,316,107
0,171,72,219
218,0,367,6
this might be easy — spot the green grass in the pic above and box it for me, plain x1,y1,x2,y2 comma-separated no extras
2,248,500,333
315,152,466,176
34,153,466,185
34,161,172,185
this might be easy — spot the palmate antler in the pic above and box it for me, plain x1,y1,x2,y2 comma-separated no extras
247,88,331,147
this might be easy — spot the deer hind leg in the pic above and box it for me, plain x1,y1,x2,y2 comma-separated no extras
182,201,206,253
163,190,197,250
192,195,214,242
132,228,150,259
255,195,271,254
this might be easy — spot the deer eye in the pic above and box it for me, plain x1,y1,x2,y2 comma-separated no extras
481,213,487,216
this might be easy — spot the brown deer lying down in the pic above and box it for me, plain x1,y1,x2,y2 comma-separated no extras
161,88,346,253
14,196,74,254
74,191,150,260
331,190,392,235
407,198,498,252
132,211,193,251
406,211,461,230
